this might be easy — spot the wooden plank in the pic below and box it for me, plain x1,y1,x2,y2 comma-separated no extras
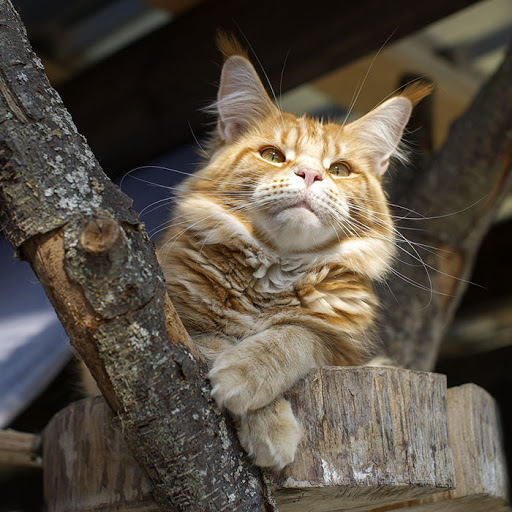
0,429,41,472
272,367,455,511
441,299,512,357
42,368,457,511
368,384,511,511
57,0,480,175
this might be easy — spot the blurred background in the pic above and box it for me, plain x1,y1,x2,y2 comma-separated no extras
1,0,511,509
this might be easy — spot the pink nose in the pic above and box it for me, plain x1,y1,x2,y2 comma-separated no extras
295,168,323,188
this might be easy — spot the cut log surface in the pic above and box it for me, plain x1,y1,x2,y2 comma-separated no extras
379,384,511,511
42,368,476,512
273,367,455,511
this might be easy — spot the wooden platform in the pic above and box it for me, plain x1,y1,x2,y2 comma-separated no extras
34,367,510,511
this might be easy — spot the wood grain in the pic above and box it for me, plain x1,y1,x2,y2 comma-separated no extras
272,367,455,511
43,397,157,512
0,429,41,472
42,368,475,512
376,384,511,511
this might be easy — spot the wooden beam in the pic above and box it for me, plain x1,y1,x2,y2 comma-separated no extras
141,0,206,14
441,299,512,357
0,430,41,472
57,0,480,175
312,37,481,150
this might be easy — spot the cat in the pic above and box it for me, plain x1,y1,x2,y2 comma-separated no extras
157,35,431,471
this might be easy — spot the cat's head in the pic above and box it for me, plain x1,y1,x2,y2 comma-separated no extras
186,36,431,260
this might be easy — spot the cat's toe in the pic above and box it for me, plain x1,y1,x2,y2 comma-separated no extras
208,365,253,415
237,398,301,471
209,352,274,414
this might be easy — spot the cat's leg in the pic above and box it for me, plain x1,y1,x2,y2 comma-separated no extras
195,331,305,468
209,324,326,415
236,398,301,471
191,333,236,364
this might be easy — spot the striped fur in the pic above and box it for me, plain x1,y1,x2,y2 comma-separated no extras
157,40,431,470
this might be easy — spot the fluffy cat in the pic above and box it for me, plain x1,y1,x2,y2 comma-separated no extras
157,36,431,470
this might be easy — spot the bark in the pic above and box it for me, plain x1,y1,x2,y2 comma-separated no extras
377,43,512,370
0,1,273,511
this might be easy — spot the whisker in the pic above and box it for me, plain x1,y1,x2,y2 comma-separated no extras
336,28,398,140
345,206,480,296
234,23,286,131
346,192,486,222
139,196,176,217
188,121,211,160
279,49,291,108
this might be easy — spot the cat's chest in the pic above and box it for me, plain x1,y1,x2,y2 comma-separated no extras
199,241,311,303
251,256,311,295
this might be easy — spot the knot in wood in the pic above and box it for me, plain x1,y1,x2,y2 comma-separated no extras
79,218,120,254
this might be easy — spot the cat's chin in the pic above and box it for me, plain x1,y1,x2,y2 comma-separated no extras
279,202,318,222
255,207,336,253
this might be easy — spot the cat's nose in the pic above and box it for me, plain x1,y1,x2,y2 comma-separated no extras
295,168,323,188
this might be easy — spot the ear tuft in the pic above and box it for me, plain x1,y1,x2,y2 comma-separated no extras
216,30,248,60
398,81,434,107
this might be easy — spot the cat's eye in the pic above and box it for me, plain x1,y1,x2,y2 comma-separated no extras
260,147,286,163
329,161,351,177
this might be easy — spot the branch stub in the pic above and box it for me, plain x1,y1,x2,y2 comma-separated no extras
79,218,121,254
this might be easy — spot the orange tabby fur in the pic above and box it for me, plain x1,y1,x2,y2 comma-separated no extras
157,37,431,470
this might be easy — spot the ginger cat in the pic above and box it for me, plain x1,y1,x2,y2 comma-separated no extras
157,36,431,470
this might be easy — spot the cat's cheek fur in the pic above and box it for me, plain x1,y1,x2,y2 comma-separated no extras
340,236,396,279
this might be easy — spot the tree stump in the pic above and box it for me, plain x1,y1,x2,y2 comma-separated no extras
273,367,455,511
376,384,510,511
41,367,512,512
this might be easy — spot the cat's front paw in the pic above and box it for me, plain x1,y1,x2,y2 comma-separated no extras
209,348,275,415
237,398,301,471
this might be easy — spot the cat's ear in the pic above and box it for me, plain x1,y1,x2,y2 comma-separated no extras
346,83,433,175
216,55,277,142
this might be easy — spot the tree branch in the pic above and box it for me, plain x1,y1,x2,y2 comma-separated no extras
378,43,512,370
0,1,273,510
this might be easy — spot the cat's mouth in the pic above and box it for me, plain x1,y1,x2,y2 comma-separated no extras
286,199,315,213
